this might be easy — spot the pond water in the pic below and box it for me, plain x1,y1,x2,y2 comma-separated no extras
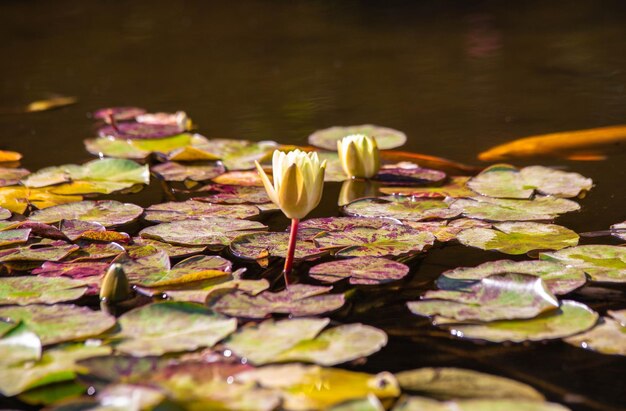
1,1,625,410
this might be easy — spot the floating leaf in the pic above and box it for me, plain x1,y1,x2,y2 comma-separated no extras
0,322,42,367
468,164,592,199
448,196,580,222
0,277,87,305
393,396,570,411
395,367,544,400
540,245,626,283
309,257,410,285
610,221,626,241
565,310,626,356
344,196,462,222
29,200,143,227
84,133,202,160
404,219,492,242
152,161,226,182
327,396,385,411
93,106,146,122
129,237,207,258
314,225,435,257
0,343,111,397
0,228,31,247
0,186,83,214
456,222,579,255
167,145,221,161
193,138,278,170
192,184,271,204
18,380,86,406
32,261,110,295
309,125,407,150
140,217,266,247
441,300,598,343
375,163,446,186
0,167,30,187
230,231,327,261
380,177,473,198
213,284,345,318
143,200,259,223
68,242,125,261
211,170,265,186
236,364,400,410
0,242,79,263
439,259,586,295
409,274,559,322
98,122,184,140
115,301,237,356
76,230,130,244
0,304,116,345
13,221,66,240
299,216,402,232
95,383,166,410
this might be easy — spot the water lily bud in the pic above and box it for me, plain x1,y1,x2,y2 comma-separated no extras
337,134,380,179
100,264,131,303
255,150,326,220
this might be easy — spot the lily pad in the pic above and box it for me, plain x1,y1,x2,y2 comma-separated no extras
393,396,570,411
68,242,125,261
380,177,474,198
468,164,592,199
344,196,462,222
115,301,237,356
212,284,345,318
129,237,207,258
143,200,259,223
59,220,104,241
84,133,203,160
299,216,402,232
0,343,112,397
0,304,116,345
0,277,87,305
0,167,30,187
375,163,447,186
230,231,327,261
93,106,146,121
0,322,42,367
309,125,407,150
448,196,580,222
314,225,435,257
193,184,271,204
0,186,83,214
456,222,579,255
309,257,410,285
211,170,265,186
140,217,266,247
32,261,110,295
441,300,598,343
439,259,586,295
395,367,544,400
610,221,626,241
151,161,226,182
0,242,80,263
0,228,31,247
565,310,626,356
225,317,387,366
540,245,626,283
29,200,144,227
98,122,184,140
193,138,278,170
409,273,559,322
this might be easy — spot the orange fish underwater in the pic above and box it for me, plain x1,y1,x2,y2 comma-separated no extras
478,125,626,161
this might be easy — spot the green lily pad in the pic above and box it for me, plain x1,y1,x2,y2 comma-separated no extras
212,284,345,318
467,165,533,199
236,364,400,410
456,222,579,255
565,310,626,356
313,225,435,257
115,301,237,356
193,138,278,170
151,161,226,182
395,367,543,400
439,259,587,295
519,165,593,198
0,242,80,263
225,317,387,366
230,230,327,262
309,257,410,285
440,300,598,343
610,221,626,241
409,273,559,322
0,276,87,305
448,196,580,222
309,125,407,150
0,304,116,345
0,228,31,247
139,217,266,247
344,196,462,222
84,133,203,160
18,380,86,406
143,200,260,223
540,245,626,283
0,322,42,367
29,200,144,228
0,343,111,397
393,396,570,411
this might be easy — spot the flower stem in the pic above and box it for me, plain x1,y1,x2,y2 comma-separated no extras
283,218,300,286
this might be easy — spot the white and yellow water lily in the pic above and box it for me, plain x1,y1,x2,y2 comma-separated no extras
337,134,380,179
255,149,326,282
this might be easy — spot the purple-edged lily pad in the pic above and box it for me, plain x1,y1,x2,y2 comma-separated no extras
32,261,110,295
152,161,226,182
29,200,143,228
409,273,560,322
299,216,402,233
143,200,260,223
439,259,587,295
611,221,626,241
60,220,105,241
115,301,237,356
129,237,207,258
13,221,67,240
308,124,407,150
0,304,116,345
0,167,30,187
375,163,447,186
192,184,271,204
140,218,266,248
404,218,492,242
212,284,345,318
0,276,87,305
98,122,184,140
314,225,435,258
93,107,147,122
309,257,410,285
68,242,125,261
0,228,31,247
343,196,462,222
0,242,79,263
229,231,327,262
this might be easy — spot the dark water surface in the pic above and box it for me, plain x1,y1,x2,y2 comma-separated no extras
1,1,625,410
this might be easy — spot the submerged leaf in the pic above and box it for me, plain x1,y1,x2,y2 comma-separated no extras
309,125,407,150
309,257,410,285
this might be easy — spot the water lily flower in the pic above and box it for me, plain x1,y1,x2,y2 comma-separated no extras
337,134,380,179
255,150,326,282
100,264,131,303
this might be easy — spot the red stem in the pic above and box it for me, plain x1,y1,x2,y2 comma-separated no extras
283,218,300,286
